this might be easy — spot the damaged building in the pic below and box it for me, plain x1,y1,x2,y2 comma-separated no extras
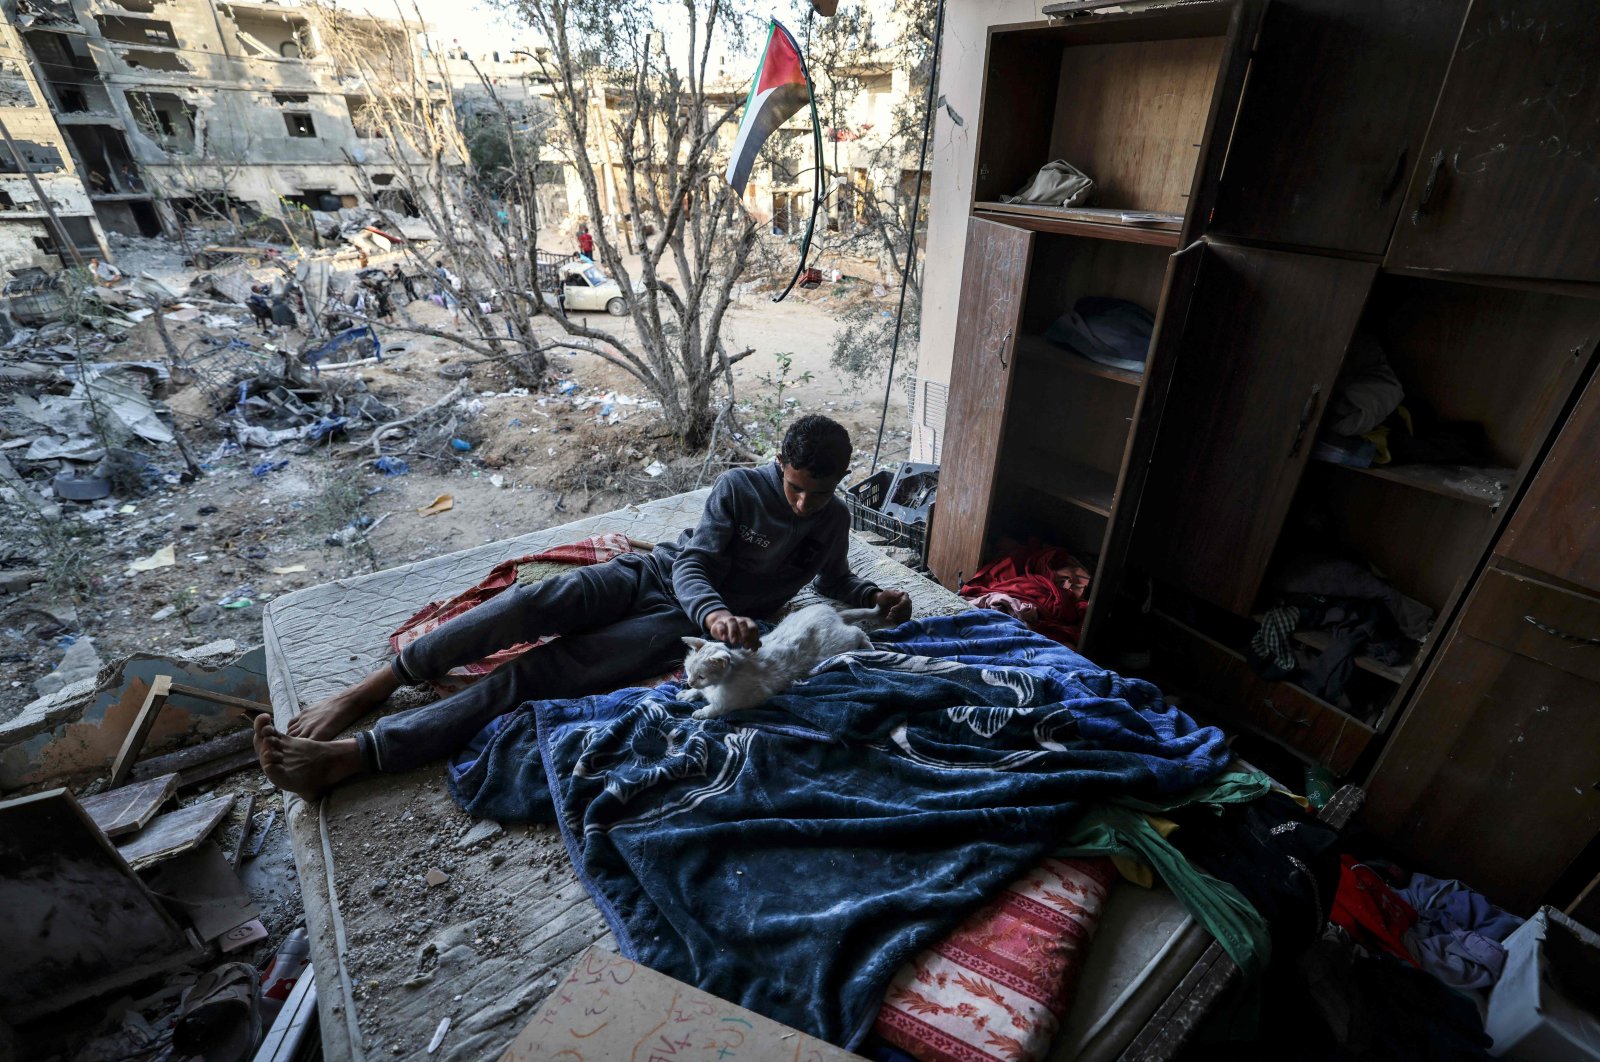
0,19,109,272
2,0,449,272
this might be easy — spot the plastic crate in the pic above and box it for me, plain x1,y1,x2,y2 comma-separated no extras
845,464,937,571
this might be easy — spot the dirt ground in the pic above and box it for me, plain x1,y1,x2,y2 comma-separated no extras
0,252,913,723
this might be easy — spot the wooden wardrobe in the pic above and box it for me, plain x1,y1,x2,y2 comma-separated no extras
930,0,1600,914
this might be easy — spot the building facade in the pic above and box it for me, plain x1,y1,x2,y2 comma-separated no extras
3,0,445,273
1,18,108,272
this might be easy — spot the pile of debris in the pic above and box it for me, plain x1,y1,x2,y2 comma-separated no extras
0,643,315,1061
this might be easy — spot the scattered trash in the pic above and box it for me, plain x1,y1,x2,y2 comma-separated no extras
303,325,381,374
270,564,308,575
417,494,454,516
645,460,666,478
557,380,580,395
489,473,506,489
450,438,473,452
151,605,177,621
127,544,177,575
250,459,290,477
220,600,253,610
428,1016,451,1054
324,512,391,546
35,637,103,698
52,471,112,501
424,868,449,887
374,456,410,475
303,416,349,443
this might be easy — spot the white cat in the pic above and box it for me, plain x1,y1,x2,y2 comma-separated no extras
675,602,886,719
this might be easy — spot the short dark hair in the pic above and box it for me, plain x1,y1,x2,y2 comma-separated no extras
779,414,852,480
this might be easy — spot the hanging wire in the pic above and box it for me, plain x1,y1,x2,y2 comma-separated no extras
870,0,945,470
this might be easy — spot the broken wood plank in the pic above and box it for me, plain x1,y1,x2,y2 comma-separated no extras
77,772,179,838
230,791,257,866
131,727,254,785
145,842,259,941
109,674,172,788
0,789,196,1024
178,748,259,790
168,682,271,717
117,793,234,871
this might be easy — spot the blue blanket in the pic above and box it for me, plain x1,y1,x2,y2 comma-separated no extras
448,610,1231,1047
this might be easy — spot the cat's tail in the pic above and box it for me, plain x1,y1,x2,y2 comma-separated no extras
838,604,889,630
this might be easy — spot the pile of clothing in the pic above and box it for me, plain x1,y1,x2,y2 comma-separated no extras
1250,553,1433,710
959,540,1091,645
1314,333,1494,470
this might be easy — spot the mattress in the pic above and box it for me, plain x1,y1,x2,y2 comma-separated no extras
262,490,1209,1059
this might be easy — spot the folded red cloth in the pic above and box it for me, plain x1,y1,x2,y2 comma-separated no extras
960,540,1091,646
390,533,637,694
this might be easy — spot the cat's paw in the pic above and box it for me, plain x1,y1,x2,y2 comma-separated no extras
691,705,723,720
675,687,705,703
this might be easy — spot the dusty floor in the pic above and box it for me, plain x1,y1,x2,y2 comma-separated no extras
2,252,913,724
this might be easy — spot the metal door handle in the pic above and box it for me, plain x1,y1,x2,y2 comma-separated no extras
1288,384,1322,458
997,327,1012,369
1414,150,1446,217
1379,146,1408,204
1524,615,1600,646
1263,697,1312,728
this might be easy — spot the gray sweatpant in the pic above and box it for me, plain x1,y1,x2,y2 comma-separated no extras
358,551,698,773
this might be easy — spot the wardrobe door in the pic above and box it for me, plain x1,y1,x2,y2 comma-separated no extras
1497,367,1600,596
1132,244,1374,615
926,218,1034,589
1365,568,1600,913
1209,0,1468,254
1387,0,1600,283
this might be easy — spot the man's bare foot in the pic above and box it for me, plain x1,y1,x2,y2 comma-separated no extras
287,667,403,740
255,713,364,801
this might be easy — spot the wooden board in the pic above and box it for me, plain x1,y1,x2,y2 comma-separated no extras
1387,0,1600,284
1133,244,1375,616
1363,631,1600,913
168,682,271,716
926,218,1033,589
76,771,178,838
0,789,192,1024
1048,35,1228,215
498,945,856,1062
1458,568,1600,686
116,793,235,871
1498,368,1600,596
1208,0,1469,254
144,842,259,941
109,673,171,789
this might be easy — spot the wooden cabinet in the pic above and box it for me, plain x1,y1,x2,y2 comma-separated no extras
928,0,1600,870
1133,244,1374,616
1386,0,1600,283
1497,369,1600,596
926,219,1032,588
1208,0,1469,254
1364,568,1600,913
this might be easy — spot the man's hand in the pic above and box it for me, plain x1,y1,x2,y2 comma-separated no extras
874,589,912,624
705,609,762,650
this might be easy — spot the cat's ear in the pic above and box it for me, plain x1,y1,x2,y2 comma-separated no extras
682,636,708,650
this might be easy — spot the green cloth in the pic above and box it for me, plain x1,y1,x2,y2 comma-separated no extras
1057,765,1277,978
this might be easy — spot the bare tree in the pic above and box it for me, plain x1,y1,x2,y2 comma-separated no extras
308,3,558,384
502,0,762,448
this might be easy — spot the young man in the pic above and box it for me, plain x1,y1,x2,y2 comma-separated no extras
256,415,912,799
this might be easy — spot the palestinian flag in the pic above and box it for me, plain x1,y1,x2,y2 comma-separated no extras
725,20,813,196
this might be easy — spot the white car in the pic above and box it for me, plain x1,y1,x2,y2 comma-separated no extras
555,262,629,315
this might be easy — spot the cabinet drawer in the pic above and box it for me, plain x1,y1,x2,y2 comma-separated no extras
1149,612,1375,774
1460,568,1600,685
1241,678,1374,778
